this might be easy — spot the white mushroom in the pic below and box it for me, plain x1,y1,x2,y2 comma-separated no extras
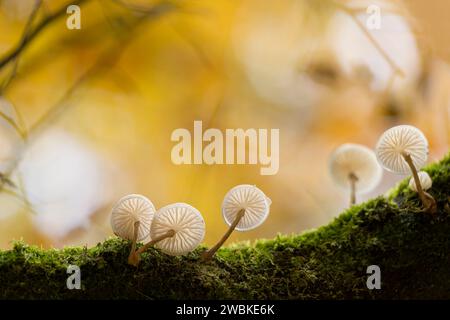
409,171,432,193
151,203,205,256
202,185,271,261
375,125,428,174
329,143,382,205
375,125,436,214
110,194,155,265
221,184,271,231
130,203,205,265
111,194,155,241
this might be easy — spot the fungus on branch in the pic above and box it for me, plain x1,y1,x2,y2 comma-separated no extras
409,171,432,193
110,194,155,265
376,125,437,214
130,203,205,266
329,144,382,206
202,185,271,261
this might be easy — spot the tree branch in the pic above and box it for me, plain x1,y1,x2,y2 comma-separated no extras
0,0,89,70
0,0,44,138
332,1,406,78
0,153,449,299
0,1,175,207
27,2,175,139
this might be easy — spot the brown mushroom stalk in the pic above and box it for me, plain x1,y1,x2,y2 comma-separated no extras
129,229,176,267
329,144,382,207
402,152,437,214
348,172,358,206
136,229,176,255
127,221,140,266
110,194,155,263
202,209,245,262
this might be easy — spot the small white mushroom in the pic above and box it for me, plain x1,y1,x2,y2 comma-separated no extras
110,194,155,265
375,125,428,174
329,143,382,205
375,125,436,214
222,184,271,231
110,194,155,241
130,203,205,265
202,185,271,261
409,171,432,193
151,203,205,256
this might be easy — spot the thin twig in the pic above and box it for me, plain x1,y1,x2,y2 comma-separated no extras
27,2,175,138
0,59,19,94
332,1,405,78
0,0,89,70
0,111,26,139
0,0,43,92
16,172,36,214
0,1,43,139
1,1,175,184
1,185,37,214
0,1,175,211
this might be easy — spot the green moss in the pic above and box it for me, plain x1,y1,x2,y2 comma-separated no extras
0,154,449,299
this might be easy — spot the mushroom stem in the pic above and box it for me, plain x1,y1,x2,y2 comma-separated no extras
202,209,245,262
136,229,176,255
127,221,140,266
349,172,358,206
129,229,176,267
402,152,437,214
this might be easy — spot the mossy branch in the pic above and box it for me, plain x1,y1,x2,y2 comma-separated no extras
0,153,449,299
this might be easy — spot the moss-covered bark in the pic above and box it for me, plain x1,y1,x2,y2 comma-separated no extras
0,154,449,299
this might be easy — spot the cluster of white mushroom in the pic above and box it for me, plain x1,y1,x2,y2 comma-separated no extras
110,185,271,266
111,125,437,267
110,194,205,266
329,125,437,214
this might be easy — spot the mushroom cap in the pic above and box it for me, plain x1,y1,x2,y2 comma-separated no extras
409,171,432,192
110,194,155,241
375,125,428,174
222,184,271,231
151,203,205,256
329,144,382,194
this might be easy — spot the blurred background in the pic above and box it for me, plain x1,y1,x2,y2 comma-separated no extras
0,0,448,249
